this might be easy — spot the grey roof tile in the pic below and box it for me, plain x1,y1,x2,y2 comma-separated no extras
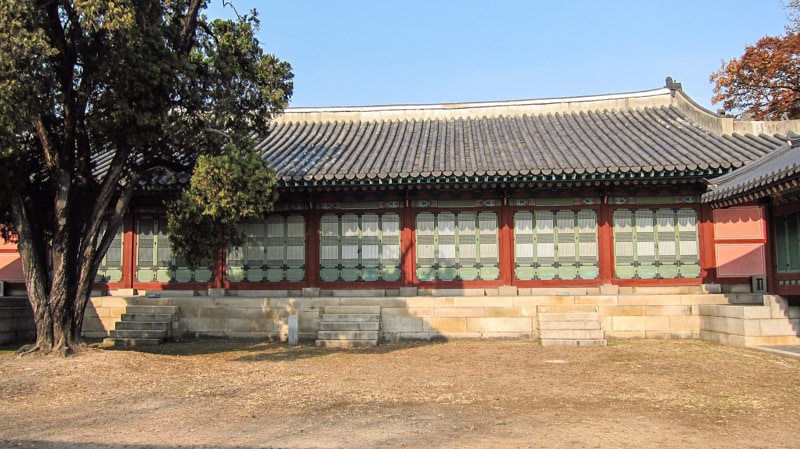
702,139,800,206
257,87,800,187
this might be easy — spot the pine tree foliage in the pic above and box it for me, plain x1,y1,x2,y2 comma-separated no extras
167,145,278,279
0,0,292,355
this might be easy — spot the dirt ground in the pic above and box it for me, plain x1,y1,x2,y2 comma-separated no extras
0,339,799,449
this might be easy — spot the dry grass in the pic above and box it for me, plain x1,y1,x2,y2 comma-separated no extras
1,339,799,448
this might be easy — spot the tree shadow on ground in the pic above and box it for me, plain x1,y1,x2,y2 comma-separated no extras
93,337,448,362
1,441,324,449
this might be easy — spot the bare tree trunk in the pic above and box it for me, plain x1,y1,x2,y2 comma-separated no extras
18,264,85,356
212,228,227,289
10,179,114,356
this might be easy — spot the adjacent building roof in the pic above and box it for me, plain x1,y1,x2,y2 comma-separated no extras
257,79,800,189
702,139,800,207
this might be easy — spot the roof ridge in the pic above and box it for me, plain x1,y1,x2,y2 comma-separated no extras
275,88,674,123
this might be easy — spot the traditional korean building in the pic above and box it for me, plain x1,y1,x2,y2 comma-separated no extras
8,79,800,347
703,137,800,298
110,79,799,294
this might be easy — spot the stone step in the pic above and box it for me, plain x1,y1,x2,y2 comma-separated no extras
0,297,30,308
324,305,382,315
540,329,605,340
539,320,601,331
114,321,171,331
538,312,599,322
541,339,608,347
110,329,168,339
317,330,380,341
319,321,380,331
538,305,599,313
103,337,164,347
125,305,179,315
321,313,380,323
315,339,378,348
121,313,176,322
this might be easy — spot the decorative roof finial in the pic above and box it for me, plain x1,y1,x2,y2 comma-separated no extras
665,77,682,96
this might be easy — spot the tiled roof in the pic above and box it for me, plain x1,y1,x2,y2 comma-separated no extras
702,139,800,207
257,86,800,187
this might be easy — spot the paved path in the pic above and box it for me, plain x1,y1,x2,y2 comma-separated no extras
755,345,800,359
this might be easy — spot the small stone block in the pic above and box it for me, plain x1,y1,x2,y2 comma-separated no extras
423,317,467,333
497,286,518,296
398,287,418,297
288,315,298,345
302,288,321,297
599,284,619,295
110,288,138,297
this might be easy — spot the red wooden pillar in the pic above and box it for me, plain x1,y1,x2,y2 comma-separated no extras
305,208,320,287
498,204,515,286
401,206,416,286
762,203,776,294
597,203,615,284
698,204,717,285
121,213,136,289
212,242,225,289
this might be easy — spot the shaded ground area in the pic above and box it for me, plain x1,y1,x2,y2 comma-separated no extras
1,339,799,449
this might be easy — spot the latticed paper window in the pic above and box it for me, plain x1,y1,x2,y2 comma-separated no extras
513,209,599,280
319,213,402,282
774,211,800,274
95,222,123,282
415,211,499,282
612,207,700,279
227,215,306,282
285,215,307,281
135,217,211,283
380,214,402,281
360,214,381,281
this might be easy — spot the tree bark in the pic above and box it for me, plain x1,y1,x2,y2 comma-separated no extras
11,171,129,356
212,228,227,289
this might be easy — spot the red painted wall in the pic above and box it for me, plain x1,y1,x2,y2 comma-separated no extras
710,206,767,283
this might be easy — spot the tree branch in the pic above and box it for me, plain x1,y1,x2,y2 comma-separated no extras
34,116,59,172
181,0,203,54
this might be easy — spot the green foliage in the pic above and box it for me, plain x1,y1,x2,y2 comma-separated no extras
167,144,278,269
0,0,293,234
0,0,293,352
0,0,292,259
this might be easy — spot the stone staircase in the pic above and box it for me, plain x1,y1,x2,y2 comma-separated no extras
315,305,380,348
103,305,179,347
538,305,607,347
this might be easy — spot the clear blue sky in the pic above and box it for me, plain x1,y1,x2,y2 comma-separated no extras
207,0,790,111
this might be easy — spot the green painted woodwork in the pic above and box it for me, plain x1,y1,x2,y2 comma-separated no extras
612,208,700,279
775,212,800,274
514,209,599,280
285,268,305,282
227,214,307,282
136,218,158,282
775,215,789,273
381,267,401,282
318,213,401,282
95,223,124,282
415,211,499,282
416,212,436,281
227,266,246,282
174,268,193,282
676,209,701,278
136,218,211,283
